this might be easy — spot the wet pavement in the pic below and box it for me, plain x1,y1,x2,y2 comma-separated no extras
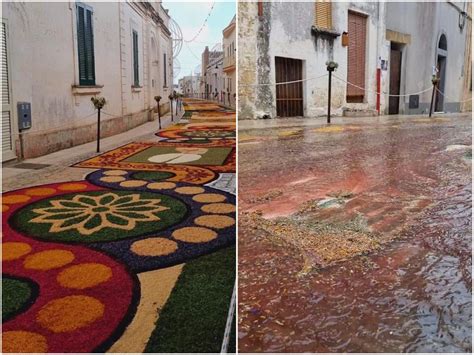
238,113,472,352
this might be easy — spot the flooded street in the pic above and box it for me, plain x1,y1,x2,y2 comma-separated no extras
238,114,472,352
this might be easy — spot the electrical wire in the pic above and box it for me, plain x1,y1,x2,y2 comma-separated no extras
239,73,329,87
19,111,98,135
435,86,472,103
184,2,216,43
185,41,201,61
332,73,433,97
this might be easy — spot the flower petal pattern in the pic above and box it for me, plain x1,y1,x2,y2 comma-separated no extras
30,192,169,236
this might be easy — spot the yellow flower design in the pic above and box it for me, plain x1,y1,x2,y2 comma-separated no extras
30,193,169,236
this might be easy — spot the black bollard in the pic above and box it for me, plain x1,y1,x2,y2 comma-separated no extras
429,76,439,118
155,96,162,129
97,108,101,153
325,61,338,124
91,97,106,153
327,70,332,124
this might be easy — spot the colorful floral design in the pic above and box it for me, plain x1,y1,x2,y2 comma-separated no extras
11,189,188,243
30,192,169,236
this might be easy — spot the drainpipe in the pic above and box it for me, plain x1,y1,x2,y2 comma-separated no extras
376,1,385,115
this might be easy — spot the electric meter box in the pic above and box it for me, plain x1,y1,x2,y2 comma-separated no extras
17,102,32,131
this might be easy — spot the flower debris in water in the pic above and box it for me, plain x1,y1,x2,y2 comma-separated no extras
240,210,393,274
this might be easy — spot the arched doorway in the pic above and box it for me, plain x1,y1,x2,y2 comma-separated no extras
435,34,447,112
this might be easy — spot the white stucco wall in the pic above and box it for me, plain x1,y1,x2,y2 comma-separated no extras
4,2,122,132
267,2,387,117
386,1,469,113
2,1,173,158
239,1,388,119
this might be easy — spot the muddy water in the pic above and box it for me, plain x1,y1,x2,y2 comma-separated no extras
238,116,472,352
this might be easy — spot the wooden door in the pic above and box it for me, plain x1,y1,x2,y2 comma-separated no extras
346,11,367,103
435,55,446,112
389,49,402,114
275,56,303,117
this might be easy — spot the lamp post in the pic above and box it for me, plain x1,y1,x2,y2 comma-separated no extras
326,60,338,124
91,97,106,153
175,92,179,116
169,94,174,122
429,75,440,118
154,96,162,129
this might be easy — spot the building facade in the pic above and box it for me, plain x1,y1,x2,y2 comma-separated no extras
1,1,173,160
223,15,236,107
385,1,471,114
179,74,201,97
201,44,224,102
238,1,471,119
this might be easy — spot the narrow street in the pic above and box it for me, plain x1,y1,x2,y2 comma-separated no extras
2,99,236,353
238,113,471,352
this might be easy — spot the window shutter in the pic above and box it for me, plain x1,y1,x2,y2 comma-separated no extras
314,1,332,29
347,11,366,100
84,8,95,84
133,31,139,86
76,4,95,85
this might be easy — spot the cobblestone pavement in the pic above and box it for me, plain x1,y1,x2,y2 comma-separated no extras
238,113,472,352
2,101,236,353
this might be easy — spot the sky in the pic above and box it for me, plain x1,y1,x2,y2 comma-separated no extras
162,1,236,83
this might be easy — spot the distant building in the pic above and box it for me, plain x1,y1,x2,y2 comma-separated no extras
238,1,471,119
223,15,236,107
179,74,201,97
202,44,224,101
1,1,174,160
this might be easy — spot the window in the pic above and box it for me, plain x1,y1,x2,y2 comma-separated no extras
132,30,139,86
314,1,332,29
163,53,167,87
76,3,95,85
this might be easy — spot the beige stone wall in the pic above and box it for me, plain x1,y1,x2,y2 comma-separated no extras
237,2,258,119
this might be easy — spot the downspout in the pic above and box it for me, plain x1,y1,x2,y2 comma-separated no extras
375,1,384,115
118,2,124,117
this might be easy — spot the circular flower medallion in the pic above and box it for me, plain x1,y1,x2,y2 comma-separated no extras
10,190,187,243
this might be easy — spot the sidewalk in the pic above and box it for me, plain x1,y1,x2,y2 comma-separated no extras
2,111,182,191
238,112,470,131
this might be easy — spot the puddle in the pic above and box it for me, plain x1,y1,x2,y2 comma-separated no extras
238,116,472,352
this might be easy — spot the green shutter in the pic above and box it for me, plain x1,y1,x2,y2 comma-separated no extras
76,3,95,85
133,30,139,86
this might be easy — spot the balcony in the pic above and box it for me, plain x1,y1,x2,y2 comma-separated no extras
223,55,236,72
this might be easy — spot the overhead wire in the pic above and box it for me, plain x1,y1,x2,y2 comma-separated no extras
184,2,216,43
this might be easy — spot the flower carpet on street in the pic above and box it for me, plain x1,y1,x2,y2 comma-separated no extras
2,99,236,353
